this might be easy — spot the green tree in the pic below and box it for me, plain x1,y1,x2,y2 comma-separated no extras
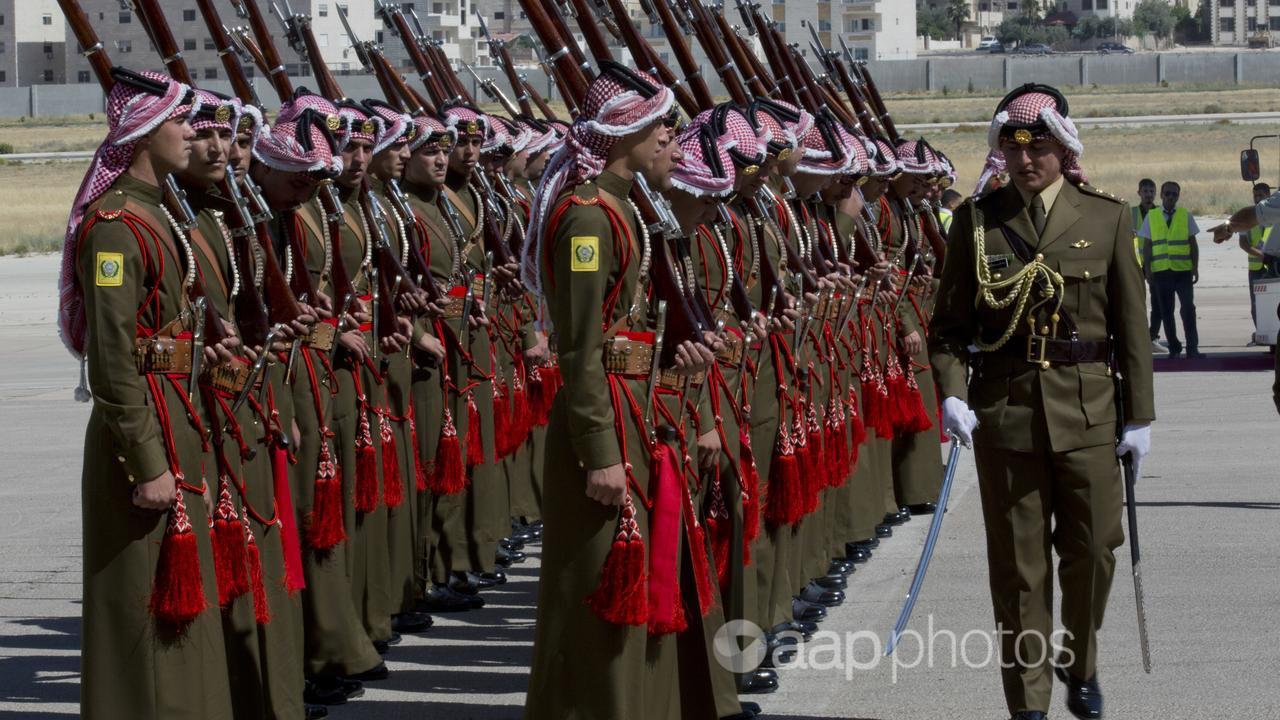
917,5,951,41
1133,0,1174,38
945,0,971,40
1022,0,1043,22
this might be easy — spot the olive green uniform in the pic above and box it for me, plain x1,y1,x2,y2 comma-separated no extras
930,180,1155,714
289,201,383,678
524,171,681,719
77,175,233,720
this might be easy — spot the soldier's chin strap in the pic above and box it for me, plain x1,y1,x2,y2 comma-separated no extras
968,201,1065,352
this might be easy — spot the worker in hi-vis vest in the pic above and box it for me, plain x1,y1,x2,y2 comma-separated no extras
1238,183,1274,336
1133,178,1164,351
1137,180,1202,358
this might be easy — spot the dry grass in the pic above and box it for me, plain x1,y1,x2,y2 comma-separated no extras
938,122,1255,217
0,95,1260,255
886,87,1280,125
0,115,105,154
0,160,87,254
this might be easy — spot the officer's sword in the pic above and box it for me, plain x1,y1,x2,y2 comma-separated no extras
1115,369,1153,673
885,433,965,657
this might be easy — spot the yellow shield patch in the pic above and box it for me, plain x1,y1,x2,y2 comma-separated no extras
96,252,124,287
570,236,599,272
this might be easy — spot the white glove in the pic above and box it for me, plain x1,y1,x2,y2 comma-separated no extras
1116,423,1151,481
941,396,978,446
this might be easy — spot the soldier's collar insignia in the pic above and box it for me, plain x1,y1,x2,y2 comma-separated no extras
327,114,341,131
1071,239,1091,249
1014,129,1033,145
215,105,232,124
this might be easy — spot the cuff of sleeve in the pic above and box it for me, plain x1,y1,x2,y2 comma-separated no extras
120,440,169,485
571,427,622,471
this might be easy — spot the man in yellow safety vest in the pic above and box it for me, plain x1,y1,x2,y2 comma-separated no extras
1133,178,1164,352
1238,183,1274,337
1137,180,1202,358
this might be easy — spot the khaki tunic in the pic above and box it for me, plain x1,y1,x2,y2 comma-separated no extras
930,181,1155,714
78,175,233,720
524,171,682,720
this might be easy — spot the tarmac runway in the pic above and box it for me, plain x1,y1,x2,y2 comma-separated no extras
1,222,1278,718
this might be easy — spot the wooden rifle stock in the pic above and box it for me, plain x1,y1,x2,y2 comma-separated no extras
517,0,590,100
195,0,259,105
716,11,774,97
378,3,449,108
647,0,715,111
385,180,442,305
318,184,358,314
854,63,899,142
57,0,113,92
229,0,295,100
678,0,750,106
127,0,191,83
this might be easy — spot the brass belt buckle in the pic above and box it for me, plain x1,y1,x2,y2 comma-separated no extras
1026,335,1050,369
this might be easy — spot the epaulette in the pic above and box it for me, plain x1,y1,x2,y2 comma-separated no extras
1076,182,1125,205
94,189,129,221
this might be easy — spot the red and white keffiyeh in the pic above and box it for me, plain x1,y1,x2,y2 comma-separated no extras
253,111,344,177
409,114,455,153
59,70,198,358
521,62,675,294
365,100,412,155
988,84,1086,183
670,116,736,198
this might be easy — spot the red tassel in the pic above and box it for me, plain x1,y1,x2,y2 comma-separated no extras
211,476,250,607
512,374,531,445
900,367,934,434
427,407,468,495
306,439,346,551
527,368,547,427
706,476,732,593
849,385,868,448
409,415,428,492
271,447,306,595
149,489,208,630
585,495,648,626
684,491,715,617
764,425,804,529
379,414,404,509
493,382,511,460
465,393,485,467
243,512,271,625
737,428,761,549
354,410,379,514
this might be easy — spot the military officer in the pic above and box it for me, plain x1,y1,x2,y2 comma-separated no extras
930,84,1155,720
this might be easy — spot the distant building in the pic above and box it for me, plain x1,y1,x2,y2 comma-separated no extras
0,0,65,87
1210,0,1280,46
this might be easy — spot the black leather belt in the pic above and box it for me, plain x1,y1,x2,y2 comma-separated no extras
991,336,1111,366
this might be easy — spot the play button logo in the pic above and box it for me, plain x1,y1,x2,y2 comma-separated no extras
713,619,768,673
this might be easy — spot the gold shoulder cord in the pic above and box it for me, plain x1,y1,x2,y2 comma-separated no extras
970,204,1066,351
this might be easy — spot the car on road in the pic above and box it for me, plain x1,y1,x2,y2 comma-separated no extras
988,43,1007,53
1097,41,1134,54
1014,43,1054,55
977,36,1000,50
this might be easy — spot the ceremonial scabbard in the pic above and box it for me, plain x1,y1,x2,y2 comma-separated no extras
1123,452,1152,673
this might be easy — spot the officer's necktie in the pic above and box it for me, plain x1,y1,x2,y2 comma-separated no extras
1030,195,1047,237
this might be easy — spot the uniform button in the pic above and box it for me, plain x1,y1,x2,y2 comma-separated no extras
1083,270,1091,280
994,272,1003,280
1035,253,1044,262
127,475,135,482
1040,326,1050,335
1040,361,1051,370
116,455,126,463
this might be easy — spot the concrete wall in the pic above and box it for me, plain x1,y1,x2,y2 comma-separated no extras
3,51,1280,118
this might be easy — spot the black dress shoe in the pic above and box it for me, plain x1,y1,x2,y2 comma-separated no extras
897,506,912,521
799,582,844,606
1187,349,1206,359
907,502,937,515
844,542,871,563
883,511,905,526
339,678,364,700
1010,713,1046,720
304,678,349,706
372,632,401,655
771,620,815,641
495,547,526,566
875,523,893,538
305,704,329,719
1055,666,1103,719
739,700,762,716
738,668,778,694
500,537,526,552
813,574,847,590
864,536,880,549
452,570,507,592
391,612,433,634
347,661,389,682
828,558,855,576
792,596,829,621
418,584,486,612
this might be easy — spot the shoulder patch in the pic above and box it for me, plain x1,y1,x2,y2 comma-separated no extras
1077,183,1125,205
570,236,599,272
95,252,124,287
